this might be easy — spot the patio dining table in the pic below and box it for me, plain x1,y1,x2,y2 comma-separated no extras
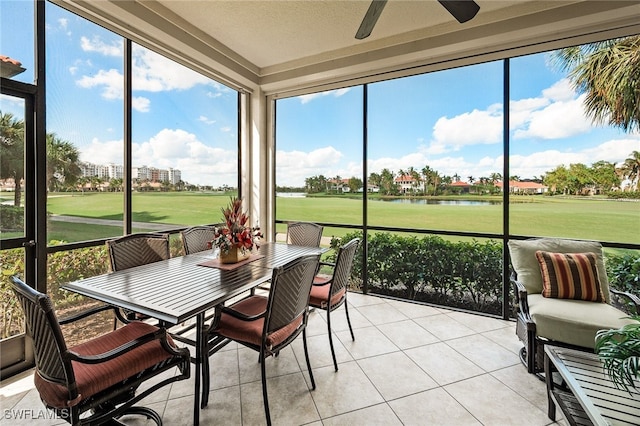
61,242,324,425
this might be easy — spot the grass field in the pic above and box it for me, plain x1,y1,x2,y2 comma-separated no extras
39,192,640,246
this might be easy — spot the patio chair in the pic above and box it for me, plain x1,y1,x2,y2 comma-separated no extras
508,237,640,375
10,276,190,426
106,233,170,322
286,222,324,247
202,254,321,426
255,222,323,294
106,232,170,271
180,225,216,255
309,237,360,371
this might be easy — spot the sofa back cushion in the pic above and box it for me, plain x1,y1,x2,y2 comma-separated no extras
508,238,610,303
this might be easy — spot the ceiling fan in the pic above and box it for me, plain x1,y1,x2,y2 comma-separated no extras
356,0,480,40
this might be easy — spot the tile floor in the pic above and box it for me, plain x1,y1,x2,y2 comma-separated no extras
1,292,567,425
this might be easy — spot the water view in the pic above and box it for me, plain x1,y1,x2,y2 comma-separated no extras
381,199,501,206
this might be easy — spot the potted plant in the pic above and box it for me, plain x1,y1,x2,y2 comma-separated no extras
595,315,640,393
210,197,261,263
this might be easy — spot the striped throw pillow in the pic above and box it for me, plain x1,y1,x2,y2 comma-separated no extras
535,251,604,302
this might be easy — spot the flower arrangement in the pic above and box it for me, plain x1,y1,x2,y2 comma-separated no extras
210,197,261,256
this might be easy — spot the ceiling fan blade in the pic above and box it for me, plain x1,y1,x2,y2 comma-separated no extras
355,0,388,40
437,0,480,24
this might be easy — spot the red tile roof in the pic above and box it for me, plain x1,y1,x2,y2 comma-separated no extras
0,56,22,66
0,55,26,78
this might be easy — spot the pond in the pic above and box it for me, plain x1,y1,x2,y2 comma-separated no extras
380,198,501,206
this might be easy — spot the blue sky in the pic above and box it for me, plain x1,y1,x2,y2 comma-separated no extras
2,1,639,188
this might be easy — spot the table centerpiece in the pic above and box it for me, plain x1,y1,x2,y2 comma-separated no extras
210,197,262,264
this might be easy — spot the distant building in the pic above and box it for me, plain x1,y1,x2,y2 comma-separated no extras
494,180,548,194
395,174,418,193
449,181,471,193
81,162,180,184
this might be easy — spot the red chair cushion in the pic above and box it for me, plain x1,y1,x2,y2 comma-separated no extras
35,321,176,408
309,284,345,309
214,296,303,350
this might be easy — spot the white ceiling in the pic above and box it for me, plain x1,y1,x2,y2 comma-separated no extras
58,0,640,94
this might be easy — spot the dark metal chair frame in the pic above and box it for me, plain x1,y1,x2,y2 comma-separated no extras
286,222,324,247
203,254,321,426
310,238,360,371
10,276,190,426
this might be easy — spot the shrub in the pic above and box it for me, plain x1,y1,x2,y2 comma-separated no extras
0,205,24,231
331,231,503,314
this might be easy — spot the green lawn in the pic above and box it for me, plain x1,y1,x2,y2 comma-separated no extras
40,192,640,245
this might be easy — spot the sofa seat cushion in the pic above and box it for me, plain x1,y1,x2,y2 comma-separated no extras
528,294,634,348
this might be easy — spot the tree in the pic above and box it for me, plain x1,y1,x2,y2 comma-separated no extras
590,160,620,194
347,177,363,193
567,163,593,195
553,36,640,132
368,172,381,190
544,166,570,194
46,133,81,192
379,168,397,195
620,150,640,191
0,112,25,206
421,165,433,194
489,172,502,184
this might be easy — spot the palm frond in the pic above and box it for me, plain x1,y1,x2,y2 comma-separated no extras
595,315,640,393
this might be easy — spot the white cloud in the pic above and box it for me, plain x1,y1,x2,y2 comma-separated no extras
427,103,503,154
514,93,593,139
298,88,352,104
79,129,239,186
583,137,640,165
80,36,123,56
132,97,150,112
509,97,550,129
421,78,599,156
542,78,575,102
131,46,211,92
76,69,123,99
58,18,68,30
74,43,225,104
276,146,344,185
199,116,216,125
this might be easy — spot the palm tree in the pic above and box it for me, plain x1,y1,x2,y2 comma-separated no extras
553,36,640,132
46,133,81,192
0,112,25,206
421,165,433,194
620,150,640,191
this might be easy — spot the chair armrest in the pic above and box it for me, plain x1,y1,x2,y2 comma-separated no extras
66,327,185,364
511,273,532,320
219,304,266,321
313,261,335,287
58,304,120,326
610,288,640,315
